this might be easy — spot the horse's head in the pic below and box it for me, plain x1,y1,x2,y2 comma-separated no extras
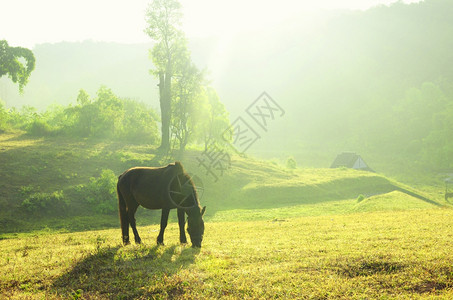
187,206,206,248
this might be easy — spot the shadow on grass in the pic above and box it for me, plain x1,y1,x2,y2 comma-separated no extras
393,186,441,206
52,244,200,299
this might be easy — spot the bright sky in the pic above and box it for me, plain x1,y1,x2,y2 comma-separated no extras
0,0,423,48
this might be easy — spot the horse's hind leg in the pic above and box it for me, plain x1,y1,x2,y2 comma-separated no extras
157,208,170,245
127,204,141,244
177,208,187,244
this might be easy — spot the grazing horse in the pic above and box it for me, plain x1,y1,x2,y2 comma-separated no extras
117,162,206,248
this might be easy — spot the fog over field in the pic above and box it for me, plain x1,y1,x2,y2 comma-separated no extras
1,1,453,298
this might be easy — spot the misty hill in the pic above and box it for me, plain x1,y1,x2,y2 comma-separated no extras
0,37,219,110
0,42,156,109
2,0,453,174
0,131,442,234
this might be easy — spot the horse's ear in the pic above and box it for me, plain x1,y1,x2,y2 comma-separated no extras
201,206,206,216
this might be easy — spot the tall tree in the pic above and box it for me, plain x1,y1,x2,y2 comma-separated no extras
145,0,185,151
0,40,35,93
171,56,205,154
202,87,230,151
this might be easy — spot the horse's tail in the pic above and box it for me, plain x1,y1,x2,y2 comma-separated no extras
117,176,129,244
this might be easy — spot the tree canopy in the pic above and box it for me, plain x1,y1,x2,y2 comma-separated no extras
145,0,186,151
0,40,35,93
144,0,229,156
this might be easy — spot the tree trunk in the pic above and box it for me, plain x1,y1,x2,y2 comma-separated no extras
158,70,171,151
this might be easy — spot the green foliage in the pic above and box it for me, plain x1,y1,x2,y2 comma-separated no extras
64,86,123,138
2,86,160,142
145,0,183,72
70,289,83,300
26,119,54,136
0,99,8,132
286,156,297,169
145,0,218,153
201,87,230,150
145,0,186,150
120,99,160,144
7,105,38,129
171,59,206,152
356,194,365,202
0,40,35,93
82,169,118,214
21,190,67,214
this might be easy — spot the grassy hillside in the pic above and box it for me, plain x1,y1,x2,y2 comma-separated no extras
0,132,447,235
1,209,453,299
1,132,452,298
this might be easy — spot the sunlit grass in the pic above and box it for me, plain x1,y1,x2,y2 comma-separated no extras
1,132,452,298
353,190,435,212
1,209,453,299
210,199,358,222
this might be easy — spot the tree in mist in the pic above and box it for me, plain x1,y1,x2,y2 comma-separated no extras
145,0,185,151
202,87,230,151
171,53,205,154
0,100,9,131
0,40,35,93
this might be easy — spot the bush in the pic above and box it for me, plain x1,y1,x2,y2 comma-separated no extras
83,169,118,214
26,119,54,136
1,86,160,144
119,99,159,144
21,190,67,214
0,99,9,132
357,194,366,202
286,156,297,169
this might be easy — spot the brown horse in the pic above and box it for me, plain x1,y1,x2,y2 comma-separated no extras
117,162,206,247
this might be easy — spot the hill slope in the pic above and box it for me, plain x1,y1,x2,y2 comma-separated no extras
0,132,444,234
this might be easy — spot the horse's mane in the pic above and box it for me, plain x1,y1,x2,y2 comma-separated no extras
184,173,201,208
174,161,184,173
169,161,201,209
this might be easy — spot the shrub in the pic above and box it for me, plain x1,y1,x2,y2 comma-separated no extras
357,194,366,202
0,99,9,132
286,156,297,169
26,119,54,136
21,190,67,214
83,169,117,214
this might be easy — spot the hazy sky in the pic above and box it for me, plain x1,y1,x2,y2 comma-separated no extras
1,0,423,48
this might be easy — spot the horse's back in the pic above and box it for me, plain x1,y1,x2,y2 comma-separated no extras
117,163,183,209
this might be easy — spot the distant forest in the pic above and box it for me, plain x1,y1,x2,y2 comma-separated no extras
1,0,453,174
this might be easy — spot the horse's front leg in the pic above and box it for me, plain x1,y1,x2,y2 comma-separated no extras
157,208,170,245
177,208,187,244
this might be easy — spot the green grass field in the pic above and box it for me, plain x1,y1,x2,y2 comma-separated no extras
1,132,452,298
1,209,453,299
